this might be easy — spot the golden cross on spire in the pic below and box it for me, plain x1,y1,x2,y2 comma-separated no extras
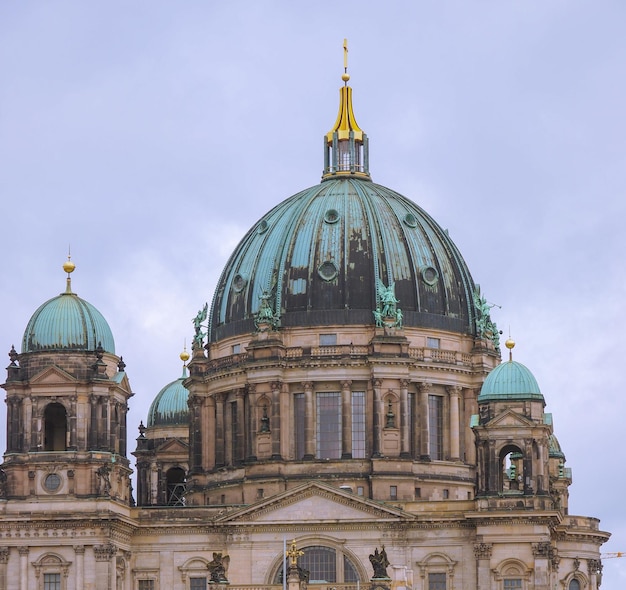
286,540,304,565
342,39,350,84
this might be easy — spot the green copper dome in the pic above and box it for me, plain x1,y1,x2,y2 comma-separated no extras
210,178,477,341
209,73,480,342
22,280,115,354
147,367,190,427
478,360,544,402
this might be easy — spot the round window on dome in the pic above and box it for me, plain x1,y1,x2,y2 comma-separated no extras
403,213,417,228
232,273,247,293
324,209,340,224
421,266,439,286
44,473,61,493
258,219,269,234
318,261,338,281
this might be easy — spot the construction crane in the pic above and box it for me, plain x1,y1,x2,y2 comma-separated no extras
602,552,624,559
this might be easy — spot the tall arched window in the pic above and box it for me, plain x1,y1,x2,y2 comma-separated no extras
44,403,67,451
274,545,360,583
166,467,186,506
568,580,581,590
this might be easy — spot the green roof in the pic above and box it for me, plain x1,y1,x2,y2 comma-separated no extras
22,291,115,353
147,368,190,427
478,360,544,403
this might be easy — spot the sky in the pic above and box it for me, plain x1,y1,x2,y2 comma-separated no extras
1,1,625,584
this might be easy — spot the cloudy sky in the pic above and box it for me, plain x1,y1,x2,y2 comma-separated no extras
1,1,625,584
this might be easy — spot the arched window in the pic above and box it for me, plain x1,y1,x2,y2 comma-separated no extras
273,545,361,583
166,467,186,506
568,580,581,590
44,403,67,451
499,445,524,492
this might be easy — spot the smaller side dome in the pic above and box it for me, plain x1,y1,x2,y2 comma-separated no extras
22,293,115,354
478,360,544,403
21,258,115,354
147,366,190,427
548,434,566,459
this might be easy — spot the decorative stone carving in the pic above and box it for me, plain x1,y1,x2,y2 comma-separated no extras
532,542,552,557
473,543,492,559
93,544,116,561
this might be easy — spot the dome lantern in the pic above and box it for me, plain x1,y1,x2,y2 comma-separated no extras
322,40,370,181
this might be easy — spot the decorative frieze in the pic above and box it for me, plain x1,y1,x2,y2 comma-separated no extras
94,543,116,561
473,542,492,559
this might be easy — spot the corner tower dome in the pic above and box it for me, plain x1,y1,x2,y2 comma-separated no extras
21,257,115,353
478,339,544,402
209,53,477,342
147,353,190,427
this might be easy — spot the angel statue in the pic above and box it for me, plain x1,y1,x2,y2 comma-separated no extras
192,303,208,349
369,546,390,579
207,552,230,584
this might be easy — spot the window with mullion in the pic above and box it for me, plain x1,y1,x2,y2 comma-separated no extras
316,393,341,459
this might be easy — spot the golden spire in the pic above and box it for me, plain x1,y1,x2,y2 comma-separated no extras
63,249,76,294
326,39,364,143
322,40,370,180
342,38,350,83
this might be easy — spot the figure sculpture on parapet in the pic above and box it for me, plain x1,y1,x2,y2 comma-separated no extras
369,545,390,580
473,287,501,352
192,303,208,349
374,280,402,329
207,552,229,584
254,289,279,331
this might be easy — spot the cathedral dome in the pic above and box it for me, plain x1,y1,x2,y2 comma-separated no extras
209,80,477,342
147,366,190,427
22,262,115,354
478,359,544,402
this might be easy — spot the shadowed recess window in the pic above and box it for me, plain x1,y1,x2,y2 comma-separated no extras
138,582,155,590
352,391,366,458
568,581,580,590
190,578,207,590
503,580,522,590
294,393,305,459
166,467,186,506
317,393,341,459
44,403,67,451
428,395,443,460
428,572,446,590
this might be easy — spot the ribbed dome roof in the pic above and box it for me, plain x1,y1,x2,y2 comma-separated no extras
147,367,190,427
209,178,477,341
22,286,115,354
478,360,544,402
548,434,565,459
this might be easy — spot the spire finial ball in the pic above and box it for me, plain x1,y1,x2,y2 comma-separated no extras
180,349,190,363
505,338,515,350
63,258,75,274
341,72,350,82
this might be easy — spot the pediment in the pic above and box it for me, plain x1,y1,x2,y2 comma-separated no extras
112,371,132,393
216,482,411,524
156,438,189,454
487,408,535,428
29,365,77,385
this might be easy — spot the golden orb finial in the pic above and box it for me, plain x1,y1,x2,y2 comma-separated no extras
505,337,515,361
180,348,190,363
63,252,75,275
63,250,75,294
